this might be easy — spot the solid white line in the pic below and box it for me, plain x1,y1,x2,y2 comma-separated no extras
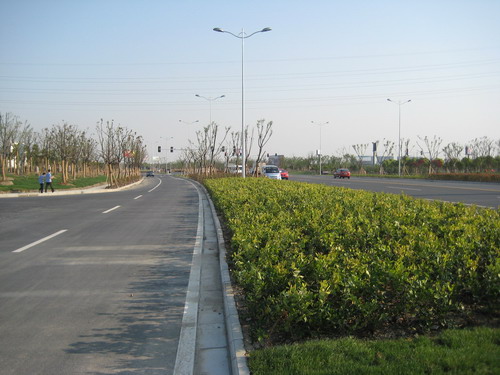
13,229,68,253
102,205,120,213
134,195,143,200
148,178,162,192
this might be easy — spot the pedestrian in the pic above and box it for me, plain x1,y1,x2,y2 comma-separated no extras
38,172,46,193
45,170,55,193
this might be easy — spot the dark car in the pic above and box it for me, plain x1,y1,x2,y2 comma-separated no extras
146,171,154,177
279,169,289,180
333,168,350,179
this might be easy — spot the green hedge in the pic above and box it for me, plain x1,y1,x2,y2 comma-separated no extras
205,178,500,341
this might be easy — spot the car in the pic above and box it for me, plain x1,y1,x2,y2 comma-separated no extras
333,168,350,179
279,169,289,180
146,171,154,177
261,165,282,180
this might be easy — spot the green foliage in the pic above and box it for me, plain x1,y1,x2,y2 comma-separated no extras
204,178,500,341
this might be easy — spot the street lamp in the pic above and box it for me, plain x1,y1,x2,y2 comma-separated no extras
213,26,272,178
387,99,411,176
178,119,199,126
311,121,329,175
195,94,225,124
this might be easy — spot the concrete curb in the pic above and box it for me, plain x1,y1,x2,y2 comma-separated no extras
198,182,250,375
173,183,204,375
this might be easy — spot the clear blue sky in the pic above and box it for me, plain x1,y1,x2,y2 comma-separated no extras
1,0,499,160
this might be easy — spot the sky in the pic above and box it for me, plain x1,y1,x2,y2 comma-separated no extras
1,0,499,161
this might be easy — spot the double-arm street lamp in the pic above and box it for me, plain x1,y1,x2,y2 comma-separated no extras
387,99,411,176
178,119,199,126
311,121,329,175
195,94,225,124
213,26,272,178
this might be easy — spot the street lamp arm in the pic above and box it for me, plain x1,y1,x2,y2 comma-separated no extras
213,27,272,39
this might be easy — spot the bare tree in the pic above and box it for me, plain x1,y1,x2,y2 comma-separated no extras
374,140,395,174
253,120,273,176
0,113,22,181
418,135,442,174
469,136,495,158
79,132,97,178
442,142,463,172
50,122,81,184
96,119,120,187
352,143,368,172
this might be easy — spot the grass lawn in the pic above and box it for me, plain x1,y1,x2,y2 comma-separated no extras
248,327,500,375
0,174,107,192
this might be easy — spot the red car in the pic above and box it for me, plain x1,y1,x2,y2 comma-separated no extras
279,169,289,180
333,168,350,179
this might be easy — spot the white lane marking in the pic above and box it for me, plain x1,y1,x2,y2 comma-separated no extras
387,186,422,191
13,229,68,253
148,178,162,192
134,195,143,200
102,205,120,213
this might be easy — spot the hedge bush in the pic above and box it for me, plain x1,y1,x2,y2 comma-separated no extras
204,178,500,341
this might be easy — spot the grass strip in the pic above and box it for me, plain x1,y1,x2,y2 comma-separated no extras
249,327,500,375
0,174,107,192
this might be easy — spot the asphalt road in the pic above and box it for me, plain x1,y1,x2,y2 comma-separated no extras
291,175,500,209
0,176,199,374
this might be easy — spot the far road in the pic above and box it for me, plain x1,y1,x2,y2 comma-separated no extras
292,175,500,209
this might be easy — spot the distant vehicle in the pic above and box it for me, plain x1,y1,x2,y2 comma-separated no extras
261,165,282,180
279,169,289,180
333,168,350,179
228,164,243,174
146,171,154,177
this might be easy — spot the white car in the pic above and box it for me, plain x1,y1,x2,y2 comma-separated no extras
261,165,282,180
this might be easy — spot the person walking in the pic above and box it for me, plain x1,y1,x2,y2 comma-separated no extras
38,172,46,193
45,170,55,192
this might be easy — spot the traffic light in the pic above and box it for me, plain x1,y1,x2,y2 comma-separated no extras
221,146,225,152
233,146,236,156
158,146,161,152
170,146,174,153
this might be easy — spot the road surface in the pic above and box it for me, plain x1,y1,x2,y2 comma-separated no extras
0,176,199,374
292,175,500,209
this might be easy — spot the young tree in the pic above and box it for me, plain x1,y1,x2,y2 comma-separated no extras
253,119,273,176
0,113,21,181
442,142,463,172
374,140,395,174
352,143,368,172
418,135,442,174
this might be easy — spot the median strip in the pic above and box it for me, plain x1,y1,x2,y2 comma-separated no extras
13,229,68,253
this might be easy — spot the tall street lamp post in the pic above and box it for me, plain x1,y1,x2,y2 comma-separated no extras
311,121,329,175
213,26,271,178
195,94,225,124
387,99,411,176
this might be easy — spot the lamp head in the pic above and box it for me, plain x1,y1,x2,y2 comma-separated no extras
213,28,224,32
261,27,272,32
